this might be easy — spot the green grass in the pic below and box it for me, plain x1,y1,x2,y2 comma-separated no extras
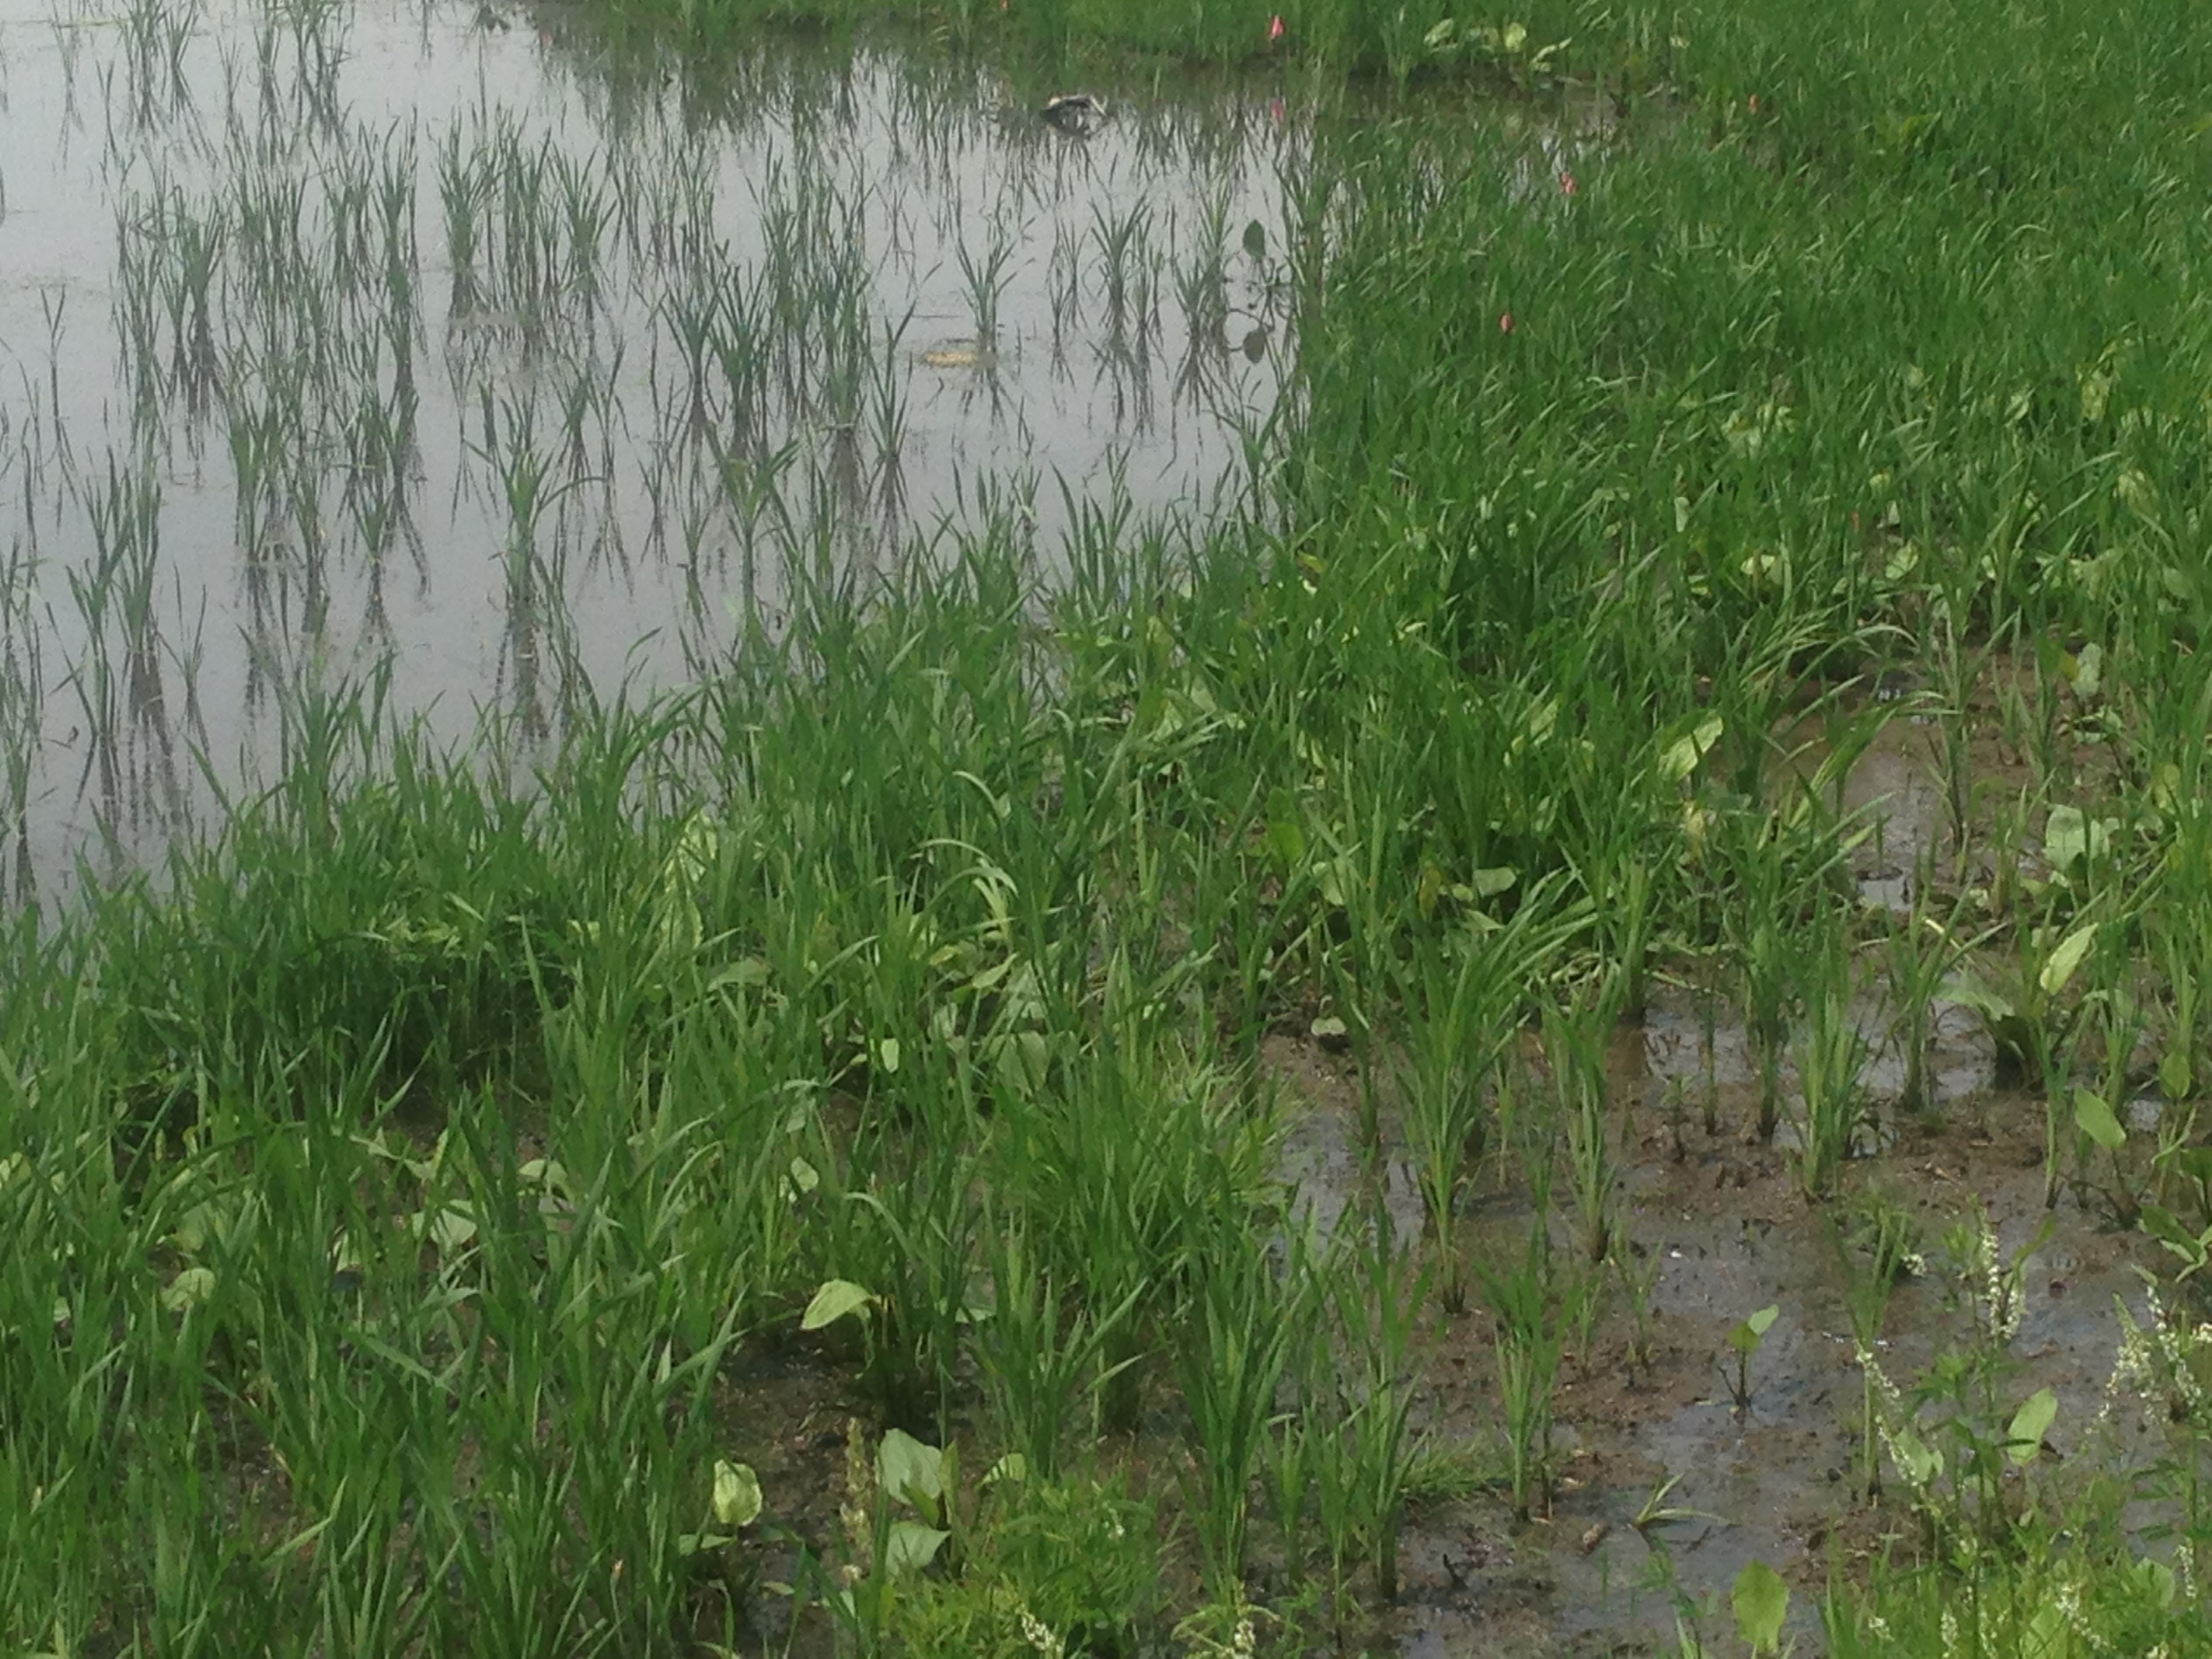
12,0,2212,1651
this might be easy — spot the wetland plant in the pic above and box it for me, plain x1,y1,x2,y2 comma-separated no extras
1862,1210,2056,1555
1948,912,2098,1208
2068,943,2152,1222
974,1211,1139,1483
1923,589,1994,881
1730,1560,1792,1657
1614,1235,1664,1380
1330,1223,1427,1603
1833,1194,1920,1500
1725,815,1799,1143
1547,983,1620,1269
1175,1237,1296,1594
20,6,2212,1651
1396,891,1579,1311
1790,930,1871,1200
1722,1305,1780,1416
1265,1388,1318,1593
954,220,1019,347
1883,863,1978,1119
1477,1200,1562,1524
1092,201,1147,329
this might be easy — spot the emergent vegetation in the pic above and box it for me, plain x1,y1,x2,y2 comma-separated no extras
3,0,2212,1652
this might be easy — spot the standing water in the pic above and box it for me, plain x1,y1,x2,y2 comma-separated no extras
0,0,1296,894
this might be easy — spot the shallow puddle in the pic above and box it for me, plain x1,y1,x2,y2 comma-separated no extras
1267,1001,2163,1654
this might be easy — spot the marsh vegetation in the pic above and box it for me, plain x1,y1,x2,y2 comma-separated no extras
3,0,2212,1653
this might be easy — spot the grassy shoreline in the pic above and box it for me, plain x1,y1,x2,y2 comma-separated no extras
9,0,2212,1652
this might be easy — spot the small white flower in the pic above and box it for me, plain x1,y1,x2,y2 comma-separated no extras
1019,1608,1065,1659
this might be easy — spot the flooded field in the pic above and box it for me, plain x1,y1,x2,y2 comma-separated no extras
3,0,2208,1652
0,0,1296,888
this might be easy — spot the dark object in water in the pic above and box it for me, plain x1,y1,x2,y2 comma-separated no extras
1042,93,1107,134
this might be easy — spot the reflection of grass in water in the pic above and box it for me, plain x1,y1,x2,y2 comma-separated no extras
54,26,1286,817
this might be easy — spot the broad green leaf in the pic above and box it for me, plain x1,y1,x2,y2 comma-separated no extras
2160,1048,2193,1103
787,1155,820,1195
878,1429,944,1512
884,1519,949,1578
984,1452,1028,1487
2039,922,2097,997
802,1279,878,1331
2044,806,2110,873
2139,1204,2207,1269
1891,1425,1942,1488
2074,1088,2125,1151
716,956,771,989
1242,219,1267,262
2134,1555,2177,1610
2174,1147,2212,1187
712,1460,762,1528
424,1204,478,1252
518,1158,570,1192
2007,1389,2057,1465
1732,1559,1788,1652
161,1267,217,1313
1941,968,2017,1022
171,1198,237,1258
1729,1304,1780,1351
874,1036,901,1075
996,1030,1050,1099
2070,642,2104,699
1416,859,1446,918
2045,805,2089,871
1263,786,1305,866
1660,715,1724,783
1317,853,1359,909
1471,865,1518,898
2023,1598,2071,1659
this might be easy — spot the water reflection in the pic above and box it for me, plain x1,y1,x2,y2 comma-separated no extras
0,0,1298,890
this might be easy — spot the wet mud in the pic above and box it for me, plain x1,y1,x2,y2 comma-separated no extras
1267,1029,2157,1655
1261,719,2167,1655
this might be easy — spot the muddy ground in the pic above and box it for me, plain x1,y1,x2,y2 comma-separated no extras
718,1003,2163,1657
715,703,2174,1654
1277,1015,2157,1656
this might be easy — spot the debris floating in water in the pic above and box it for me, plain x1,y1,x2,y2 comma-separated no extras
1041,92,1107,134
